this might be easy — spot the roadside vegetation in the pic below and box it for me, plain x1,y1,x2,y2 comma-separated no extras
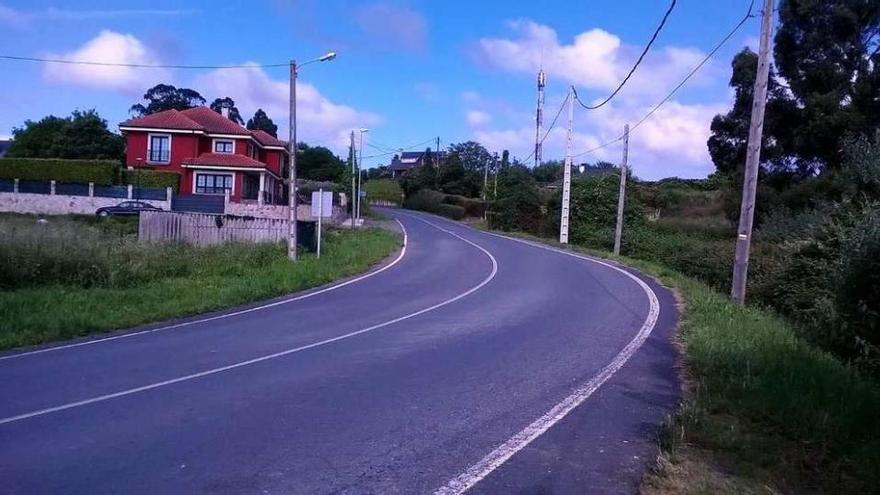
0,213,400,349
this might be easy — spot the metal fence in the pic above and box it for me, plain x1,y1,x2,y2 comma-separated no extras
93,185,128,198
0,179,167,200
138,210,287,246
55,182,90,196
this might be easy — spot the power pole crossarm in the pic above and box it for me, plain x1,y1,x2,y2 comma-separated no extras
613,124,629,256
731,0,775,304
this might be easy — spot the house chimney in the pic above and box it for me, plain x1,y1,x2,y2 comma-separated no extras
221,105,230,119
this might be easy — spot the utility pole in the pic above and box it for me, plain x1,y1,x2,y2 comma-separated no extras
534,68,546,167
613,124,629,256
559,86,574,244
356,129,367,222
287,60,299,261
731,0,775,304
350,130,356,229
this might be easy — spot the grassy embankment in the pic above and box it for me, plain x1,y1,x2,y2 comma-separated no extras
488,225,880,494
0,213,401,350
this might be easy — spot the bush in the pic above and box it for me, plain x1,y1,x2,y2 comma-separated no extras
443,193,487,217
121,169,180,192
569,171,644,247
0,158,117,185
436,204,466,220
363,179,403,204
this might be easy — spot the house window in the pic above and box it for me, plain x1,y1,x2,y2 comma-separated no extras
247,142,256,159
214,139,234,154
148,134,171,163
195,173,233,195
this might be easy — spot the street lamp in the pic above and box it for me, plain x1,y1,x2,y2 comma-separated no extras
357,128,368,222
288,51,336,261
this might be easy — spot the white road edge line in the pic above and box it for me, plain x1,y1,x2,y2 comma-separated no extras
0,219,412,363
0,215,499,426
433,228,661,495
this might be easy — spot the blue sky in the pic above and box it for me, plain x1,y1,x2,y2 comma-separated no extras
0,1,761,179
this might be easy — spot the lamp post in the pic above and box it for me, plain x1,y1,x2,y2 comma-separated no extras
357,128,368,222
288,51,336,261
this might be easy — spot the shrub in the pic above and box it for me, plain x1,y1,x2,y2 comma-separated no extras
569,171,644,247
443,193,487,217
436,204,465,220
491,165,543,233
121,169,180,192
363,179,403,204
0,158,117,185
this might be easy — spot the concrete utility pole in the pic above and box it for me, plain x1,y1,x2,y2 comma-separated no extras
287,51,336,261
357,128,368,222
559,86,574,244
287,60,299,261
731,0,775,304
350,130,356,228
613,124,630,256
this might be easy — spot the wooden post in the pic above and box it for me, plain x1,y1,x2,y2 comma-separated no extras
731,0,775,304
613,124,630,256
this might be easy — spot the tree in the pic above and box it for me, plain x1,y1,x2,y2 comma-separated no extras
209,97,244,125
707,48,799,177
491,164,544,233
297,143,346,182
7,110,124,160
774,0,880,171
532,160,564,183
130,84,206,116
246,108,278,137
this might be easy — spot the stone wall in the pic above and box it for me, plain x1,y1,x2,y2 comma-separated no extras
225,202,346,224
0,185,172,215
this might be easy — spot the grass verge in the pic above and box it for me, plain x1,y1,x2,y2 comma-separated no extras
493,231,880,494
0,214,400,350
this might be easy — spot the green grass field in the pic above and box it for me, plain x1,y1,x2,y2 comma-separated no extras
0,214,401,350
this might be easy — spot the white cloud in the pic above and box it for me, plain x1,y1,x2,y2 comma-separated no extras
42,30,169,94
461,90,481,103
475,19,715,100
354,2,428,52
193,65,381,152
466,110,492,127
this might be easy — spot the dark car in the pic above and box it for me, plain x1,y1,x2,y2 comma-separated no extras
96,201,162,217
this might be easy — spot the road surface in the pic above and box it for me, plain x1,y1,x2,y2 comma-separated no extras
0,210,679,494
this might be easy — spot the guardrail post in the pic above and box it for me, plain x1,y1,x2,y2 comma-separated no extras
88,182,94,197
50,180,56,195
127,184,133,199
13,179,19,194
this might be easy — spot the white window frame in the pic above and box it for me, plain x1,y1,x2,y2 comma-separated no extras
212,138,235,154
146,133,172,164
193,172,235,195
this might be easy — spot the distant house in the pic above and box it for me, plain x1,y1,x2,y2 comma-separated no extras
0,139,11,158
119,107,287,204
388,151,445,178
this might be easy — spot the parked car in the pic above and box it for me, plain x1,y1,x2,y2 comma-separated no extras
96,201,162,217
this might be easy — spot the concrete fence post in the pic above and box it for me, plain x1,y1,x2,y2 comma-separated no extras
127,184,133,199
166,187,173,208
13,179,19,194
224,190,231,213
88,182,94,197
50,180,56,195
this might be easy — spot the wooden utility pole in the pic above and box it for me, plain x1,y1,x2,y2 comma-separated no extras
613,124,629,256
559,86,574,244
731,0,775,304
350,130,356,229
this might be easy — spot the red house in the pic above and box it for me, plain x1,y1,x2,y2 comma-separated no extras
120,107,287,204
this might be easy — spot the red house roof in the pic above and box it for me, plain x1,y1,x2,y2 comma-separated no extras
249,129,286,148
182,152,268,168
120,109,204,131
180,107,251,136
121,107,252,136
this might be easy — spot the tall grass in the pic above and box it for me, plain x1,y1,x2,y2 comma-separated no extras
0,214,400,349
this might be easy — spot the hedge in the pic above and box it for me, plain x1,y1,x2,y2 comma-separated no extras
403,189,475,220
121,169,180,192
0,158,117,185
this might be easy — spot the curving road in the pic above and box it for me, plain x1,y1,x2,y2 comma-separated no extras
0,210,679,494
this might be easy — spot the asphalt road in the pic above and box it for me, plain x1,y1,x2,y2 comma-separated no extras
0,210,679,494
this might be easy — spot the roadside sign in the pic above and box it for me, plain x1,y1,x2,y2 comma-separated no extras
311,191,333,218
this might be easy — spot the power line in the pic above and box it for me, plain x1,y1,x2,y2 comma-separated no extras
0,54,288,69
572,0,677,110
361,138,436,160
572,0,756,159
